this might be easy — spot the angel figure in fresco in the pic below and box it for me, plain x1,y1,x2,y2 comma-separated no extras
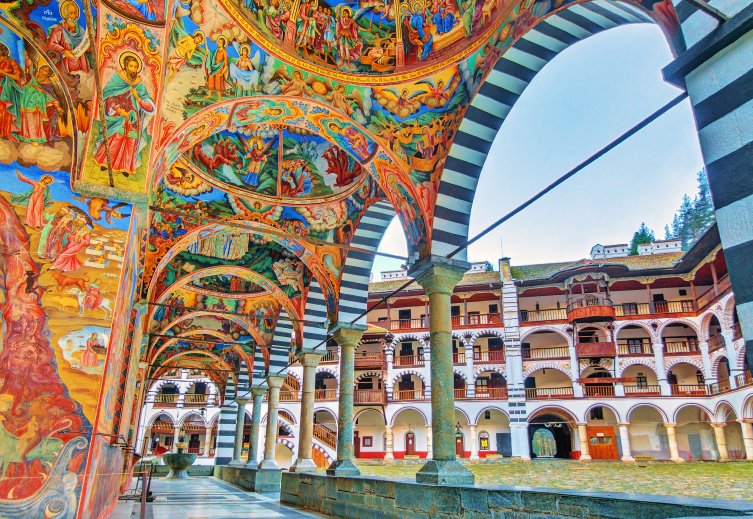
374,87,423,118
47,0,90,74
388,175,421,245
336,6,363,68
11,171,53,228
242,137,273,186
324,83,363,117
70,195,131,224
327,122,370,160
272,68,314,97
92,53,156,177
205,36,230,98
229,44,259,96
166,29,205,84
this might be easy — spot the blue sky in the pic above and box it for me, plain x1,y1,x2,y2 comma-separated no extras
371,24,705,279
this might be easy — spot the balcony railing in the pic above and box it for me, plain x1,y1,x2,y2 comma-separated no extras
354,353,384,368
525,387,574,399
183,394,208,407
453,353,466,365
709,333,726,352
313,423,337,449
454,388,468,399
314,389,337,401
736,372,753,388
374,313,502,331
614,303,651,316
321,351,339,364
521,346,570,360
670,384,709,396
354,390,385,404
624,384,661,396
152,421,174,432
393,389,426,401
697,274,731,309
474,350,505,363
567,295,615,321
154,394,177,407
664,340,700,355
654,300,695,314
394,355,425,367
385,318,427,331
185,447,204,455
465,313,501,326
475,387,508,399
263,390,298,402
617,340,653,356
708,379,732,394
520,308,568,323
583,385,615,397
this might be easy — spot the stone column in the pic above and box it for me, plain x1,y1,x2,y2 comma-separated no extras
617,423,634,462
172,427,180,453
228,397,250,466
469,424,480,462
569,342,582,397
738,419,753,459
141,427,152,456
245,387,266,466
665,423,684,462
384,425,394,463
410,256,474,485
652,342,670,395
699,342,716,385
290,352,323,472
327,323,367,476
722,331,742,387
711,423,729,460
426,425,433,459
259,377,285,469
510,423,531,460
576,423,592,461
202,427,212,457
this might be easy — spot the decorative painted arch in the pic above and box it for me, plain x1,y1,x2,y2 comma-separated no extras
714,401,738,423
743,394,753,420
722,294,737,330
699,309,724,341
520,326,571,344
148,413,176,427
390,406,430,427
665,357,704,374
390,370,427,388
711,354,729,380
453,369,468,383
354,372,383,385
468,329,505,346
151,350,239,389
389,334,427,352
523,362,574,382
658,318,700,338
582,403,621,423
430,0,671,258
277,438,296,452
474,407,510,424
185,380,219,395
313,407,338,427
149,378,182,395
179,412,208,427
626,403,668,423
672,403,714,423
312,442,334,463
316,366,339,382
577,322,613,341
149,328,248,365
473,364,507,380
208,413,222,428
613,321,656,343
617,358,658,378
527,405,579,425
149,96,427,256
155,311,263,353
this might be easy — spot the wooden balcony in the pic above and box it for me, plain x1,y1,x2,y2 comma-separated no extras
453,353,466,365
314,389,337,401
354,353,384,369
475,387,507,399
320,351,339,364
464,313,501,326
697,274,731,309
568,295,615,322
525,387,574,399
393,389,426,401
708,379,732,395
263,390,298,402
474,350,505,363
583,385,615,398
521,346,570,360
670,384,708,396
664,340,700,355
183,394,208,407
709,333,726,352
183,423,206,433
370,313,501,331
354,390,385,405
576,342,616,358
453,388,469,399
313,423,337,448
154,394,178,407
617,340,653,356
736,371,753,388
520,308,568,323
394,355,425,367
184,447,204,455
624,384,661,396
151,421,174,433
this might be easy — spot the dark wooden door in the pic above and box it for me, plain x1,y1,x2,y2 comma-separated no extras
455,432,464,457
586,426,618,460
354,431,360,458
405,432,415,455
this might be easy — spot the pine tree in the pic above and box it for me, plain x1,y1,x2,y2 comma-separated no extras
664,225,672,240
629,222,655,255
692,168,715,233
678,195,696,249
671,214,682,240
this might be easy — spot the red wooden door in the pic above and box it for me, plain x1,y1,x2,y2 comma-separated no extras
455,433,464,457
354,431,360,458
405,432,415,455
586,426,618,460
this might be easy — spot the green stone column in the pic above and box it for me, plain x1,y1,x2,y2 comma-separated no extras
228,397,250,466
259,376,286,470
410,256,474,485
326,323,367,476
245,387,266,466
290,352,324,472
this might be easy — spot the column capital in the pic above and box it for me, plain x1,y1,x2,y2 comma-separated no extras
710,422,727,429
409,256,471,296
251,386,266,397
576,422,588,427
738,418,753,424
617,423,630,428
266,376,286,388
329,322,367,347
299,351,324,367
664,422,677,428
235,397,250,406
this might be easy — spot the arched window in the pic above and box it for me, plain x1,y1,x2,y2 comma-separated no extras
479,431,489,451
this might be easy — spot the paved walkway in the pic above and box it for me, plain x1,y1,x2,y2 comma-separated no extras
111,477,331,519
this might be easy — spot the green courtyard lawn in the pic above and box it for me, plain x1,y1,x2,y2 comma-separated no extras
354,460,753,501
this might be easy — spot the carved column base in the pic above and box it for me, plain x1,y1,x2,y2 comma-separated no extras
415,459,474,485
289,458,319,473
326,459,361,476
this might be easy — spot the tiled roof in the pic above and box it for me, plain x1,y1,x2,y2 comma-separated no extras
511,253,685,281
368,270,500,294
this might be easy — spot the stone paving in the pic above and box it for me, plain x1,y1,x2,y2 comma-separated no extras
356,460,753,501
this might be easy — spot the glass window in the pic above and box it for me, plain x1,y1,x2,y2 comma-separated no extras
479,432,489,451
590,407,604,420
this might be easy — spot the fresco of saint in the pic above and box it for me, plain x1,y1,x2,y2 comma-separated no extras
47,0,91,74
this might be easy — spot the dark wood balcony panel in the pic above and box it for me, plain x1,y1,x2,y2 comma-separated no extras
670,384,708,396
624,385,661,396
525,387,574,399
474,350,505,363
475,387,508,399
522,347,570,360
576,342,616,358
520,308,568,323
394,355,425,367
354,390,385,405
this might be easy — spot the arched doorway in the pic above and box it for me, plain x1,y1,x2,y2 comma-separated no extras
528,410,576,459
455,430,465,456
391,408,428,458
405,432,416,456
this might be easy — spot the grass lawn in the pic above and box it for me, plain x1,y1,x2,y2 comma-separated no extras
354,460,753,501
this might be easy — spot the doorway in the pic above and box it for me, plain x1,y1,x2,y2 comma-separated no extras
455,432,464,457
586,426,618,460
405,432,415,455
354,431,360,458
